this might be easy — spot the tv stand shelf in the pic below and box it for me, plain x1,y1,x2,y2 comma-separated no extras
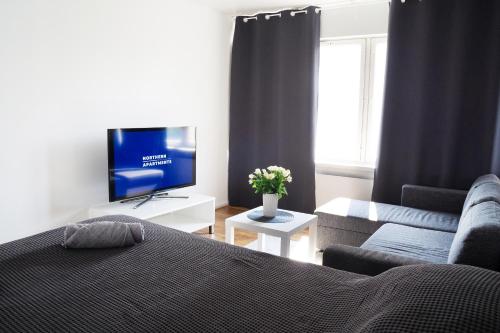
89,194,215,234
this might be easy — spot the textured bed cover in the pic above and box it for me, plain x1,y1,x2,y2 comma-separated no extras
1,215,499,332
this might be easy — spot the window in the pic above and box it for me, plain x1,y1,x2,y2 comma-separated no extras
315,36,387,172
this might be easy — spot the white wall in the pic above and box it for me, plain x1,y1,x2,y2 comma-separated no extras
315,174,374,207
0,0,232,244
315,3,389,207
321,3,389,39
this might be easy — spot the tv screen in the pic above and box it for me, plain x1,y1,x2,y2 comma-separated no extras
107,126,196,202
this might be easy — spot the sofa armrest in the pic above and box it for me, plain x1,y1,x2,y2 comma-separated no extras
322,244,427,276
401,185,468,214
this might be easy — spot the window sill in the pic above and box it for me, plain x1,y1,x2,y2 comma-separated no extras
315,162,375,180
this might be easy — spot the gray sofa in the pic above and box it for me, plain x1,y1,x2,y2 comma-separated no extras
316,174,500,275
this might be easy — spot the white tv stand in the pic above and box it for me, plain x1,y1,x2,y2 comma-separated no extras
89,194,215,234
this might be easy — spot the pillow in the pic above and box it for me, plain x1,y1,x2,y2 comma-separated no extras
448,201,500,271
470,174,500,189
462,182,500,216
63,221,144,249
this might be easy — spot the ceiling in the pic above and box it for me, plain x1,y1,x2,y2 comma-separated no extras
194,0,384,15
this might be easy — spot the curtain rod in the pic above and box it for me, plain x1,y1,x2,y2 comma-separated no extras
232,0,389,19
241,7,317,22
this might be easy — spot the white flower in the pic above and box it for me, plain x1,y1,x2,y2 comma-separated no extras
264,173,275,180
286,176,292,182
283,169,291,177
249,179,253,184
267,165,278,172
263,169,268,175
248,174,255,179
254,168,261,175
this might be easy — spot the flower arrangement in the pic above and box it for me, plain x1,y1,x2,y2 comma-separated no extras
248,166,292,199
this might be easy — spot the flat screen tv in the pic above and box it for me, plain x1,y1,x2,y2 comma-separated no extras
107,126,196,202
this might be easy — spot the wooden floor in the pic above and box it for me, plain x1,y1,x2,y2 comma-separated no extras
194,206,309,247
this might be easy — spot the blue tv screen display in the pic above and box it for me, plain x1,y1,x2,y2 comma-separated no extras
107,127,196,202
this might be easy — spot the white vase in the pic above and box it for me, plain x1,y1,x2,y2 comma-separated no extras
262,193,279,217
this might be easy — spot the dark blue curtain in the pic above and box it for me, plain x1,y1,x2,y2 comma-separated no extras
372,0,500,204
228,7,320,212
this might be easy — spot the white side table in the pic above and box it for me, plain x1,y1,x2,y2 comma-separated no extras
225,207,318,258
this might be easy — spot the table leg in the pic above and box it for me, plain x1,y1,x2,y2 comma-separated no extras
225,222,234,244
280,236,291,258
308,220,318,259
257,233,266,251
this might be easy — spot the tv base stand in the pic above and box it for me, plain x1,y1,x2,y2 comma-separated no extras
121,192,190,209
89,194,215,234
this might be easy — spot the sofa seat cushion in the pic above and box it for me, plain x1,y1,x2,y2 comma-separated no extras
448,201,500,271
361,224,455,263
315,198,460,233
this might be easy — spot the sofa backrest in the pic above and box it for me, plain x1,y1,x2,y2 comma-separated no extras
461,174,500,217
449,200,500,271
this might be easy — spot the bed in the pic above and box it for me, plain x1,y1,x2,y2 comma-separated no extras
1,215,499,332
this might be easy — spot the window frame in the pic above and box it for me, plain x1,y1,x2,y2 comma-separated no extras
315,34,387,179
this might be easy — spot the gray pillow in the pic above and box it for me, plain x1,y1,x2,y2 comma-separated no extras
469,174,500,189
448,201,500,271
461,181,500,217
63,221,144,249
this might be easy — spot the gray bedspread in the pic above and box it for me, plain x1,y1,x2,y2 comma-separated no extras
1,215,499,333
